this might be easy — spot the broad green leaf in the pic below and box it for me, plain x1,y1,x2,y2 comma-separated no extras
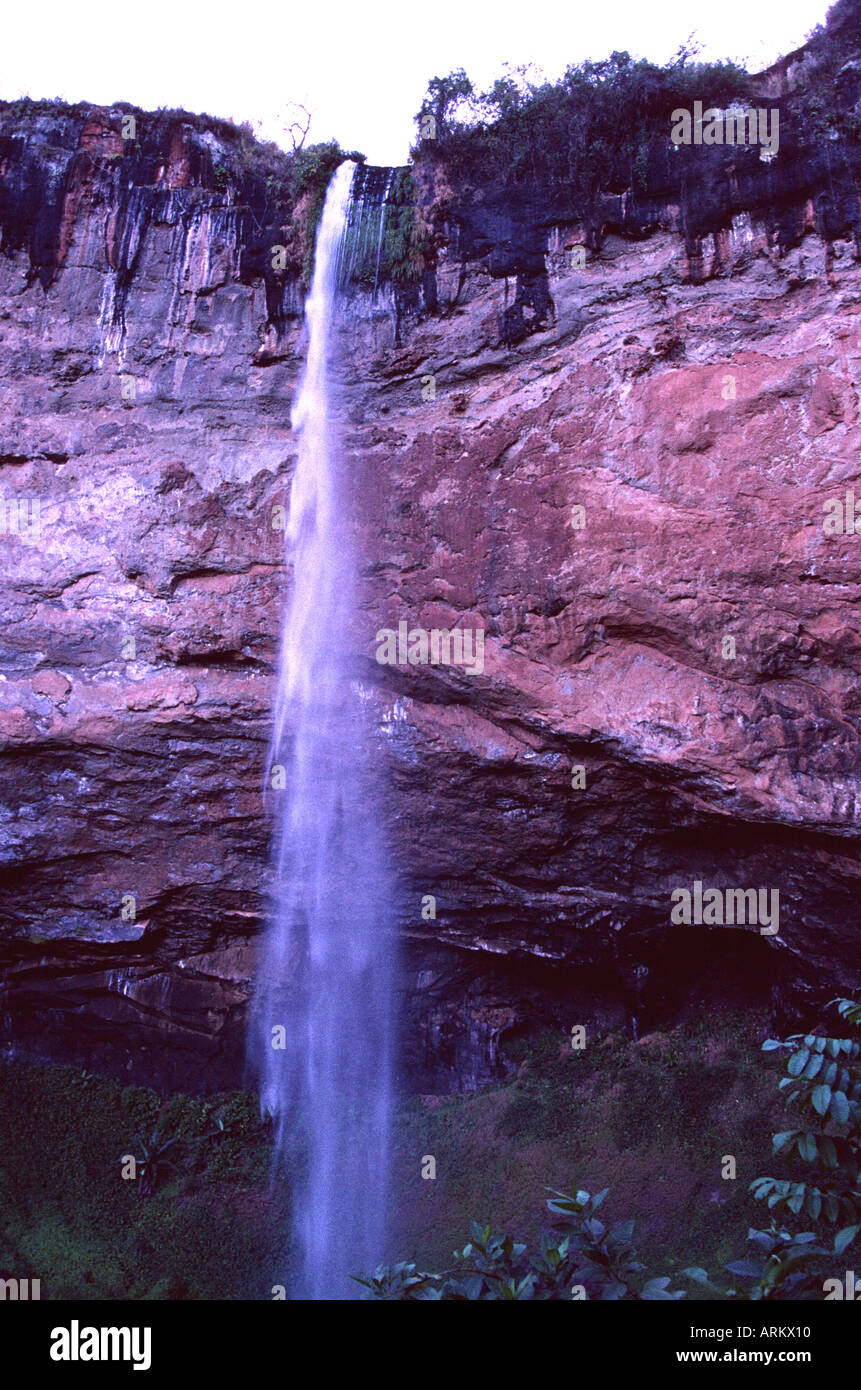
748,1229,776,1250
819,1136,838,1167
611,1219,635,1244
812,1084,832,1116
797,1132,817,1162
774,1250,825,1278
834,1224,860,1255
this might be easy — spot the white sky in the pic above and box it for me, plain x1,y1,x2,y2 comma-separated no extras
2,0,835,164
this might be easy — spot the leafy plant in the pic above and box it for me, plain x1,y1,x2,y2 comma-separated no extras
121,1129,183,1199
679,998,861,1301
545,1184,685,1300
355,1185,685,1300
750,997,861,1230
683,1219,861,1301
417,69,476,139
685,1224,828,1300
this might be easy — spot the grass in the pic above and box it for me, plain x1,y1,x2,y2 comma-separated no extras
387,1010,783,1285
0,1008,786,1297
0,1060,290,1299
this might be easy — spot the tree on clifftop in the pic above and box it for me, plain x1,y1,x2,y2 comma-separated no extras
418,69,475,139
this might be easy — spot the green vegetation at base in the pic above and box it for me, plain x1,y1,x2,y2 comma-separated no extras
0,1061,289,1299
358,1185,687,1300
4,1000,857,1300
370,1000,861,1299
753,997,861,1226
390,1012,778,1288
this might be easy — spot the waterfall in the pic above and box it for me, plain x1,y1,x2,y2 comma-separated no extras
251,161,395,1300
372,170,394,296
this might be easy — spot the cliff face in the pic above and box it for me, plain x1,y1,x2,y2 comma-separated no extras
2,41,861,1093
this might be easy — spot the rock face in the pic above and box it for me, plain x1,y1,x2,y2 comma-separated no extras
2,29,861,1093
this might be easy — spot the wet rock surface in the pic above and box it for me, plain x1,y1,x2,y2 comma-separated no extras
1,61,861,1092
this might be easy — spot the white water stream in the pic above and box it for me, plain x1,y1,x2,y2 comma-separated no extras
252,161,394,1299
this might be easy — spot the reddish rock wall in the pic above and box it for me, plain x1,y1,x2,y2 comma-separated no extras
0,96,860,1093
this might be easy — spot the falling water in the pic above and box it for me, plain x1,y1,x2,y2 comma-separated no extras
251,161,395,1299
372,170,393,296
